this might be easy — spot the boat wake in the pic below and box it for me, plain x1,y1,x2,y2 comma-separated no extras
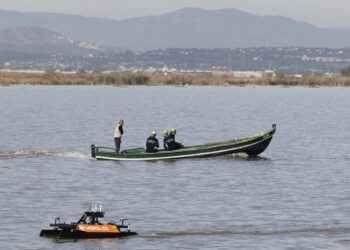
0,150,90,160
229,153,270,161
142,227,350,239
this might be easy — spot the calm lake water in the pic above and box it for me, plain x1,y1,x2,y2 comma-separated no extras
0,85,350,250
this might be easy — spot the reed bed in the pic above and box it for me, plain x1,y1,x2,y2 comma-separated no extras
1,72,350,87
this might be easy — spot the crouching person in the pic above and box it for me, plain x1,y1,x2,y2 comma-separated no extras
146,131,159,153
165,128,184,150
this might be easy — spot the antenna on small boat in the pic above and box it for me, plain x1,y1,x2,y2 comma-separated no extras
89,202,95,212
88,202,102,212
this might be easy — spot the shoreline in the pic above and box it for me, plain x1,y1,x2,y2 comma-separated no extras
1,72,350,87
1,83,348,89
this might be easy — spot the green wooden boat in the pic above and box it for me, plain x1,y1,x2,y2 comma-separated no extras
91,124,276,161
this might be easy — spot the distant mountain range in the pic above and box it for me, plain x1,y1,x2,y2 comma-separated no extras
0,26,102,55
0,8,350,50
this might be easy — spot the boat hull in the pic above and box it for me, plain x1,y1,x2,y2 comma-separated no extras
92,125,276,161
40,229,137,238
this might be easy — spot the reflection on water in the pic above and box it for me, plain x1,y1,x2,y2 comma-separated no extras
142,227,350,238
337,239,350,245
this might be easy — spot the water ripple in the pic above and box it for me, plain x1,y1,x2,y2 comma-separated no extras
142,227,350,239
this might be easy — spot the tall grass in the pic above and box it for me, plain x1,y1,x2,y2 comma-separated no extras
1,72,350,87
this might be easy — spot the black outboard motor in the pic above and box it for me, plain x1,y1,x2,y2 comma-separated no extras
91,144,96,158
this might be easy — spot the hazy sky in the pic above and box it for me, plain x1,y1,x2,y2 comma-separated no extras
1,0,350,28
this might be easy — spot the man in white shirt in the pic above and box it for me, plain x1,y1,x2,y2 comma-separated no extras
114,120,124,153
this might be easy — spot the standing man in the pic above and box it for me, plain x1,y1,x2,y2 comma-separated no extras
114,120,124,153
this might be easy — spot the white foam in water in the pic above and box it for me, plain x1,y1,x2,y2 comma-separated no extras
231,152,249,158
0,150,90,160
0,150,48,159
51,151,91,160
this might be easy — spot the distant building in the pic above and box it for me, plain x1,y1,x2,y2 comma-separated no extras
290,74,303,78
211,67,233,76
263,70,276,77
233,71,263,78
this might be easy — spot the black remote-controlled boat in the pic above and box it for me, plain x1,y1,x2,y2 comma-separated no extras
40,204,137,239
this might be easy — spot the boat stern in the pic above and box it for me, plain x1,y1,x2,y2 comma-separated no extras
40,229,61,237
91,144,96,158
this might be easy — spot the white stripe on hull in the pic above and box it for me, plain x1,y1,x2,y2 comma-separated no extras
95,134,273,161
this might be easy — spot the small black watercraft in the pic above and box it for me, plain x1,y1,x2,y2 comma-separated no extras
40,204,137,239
